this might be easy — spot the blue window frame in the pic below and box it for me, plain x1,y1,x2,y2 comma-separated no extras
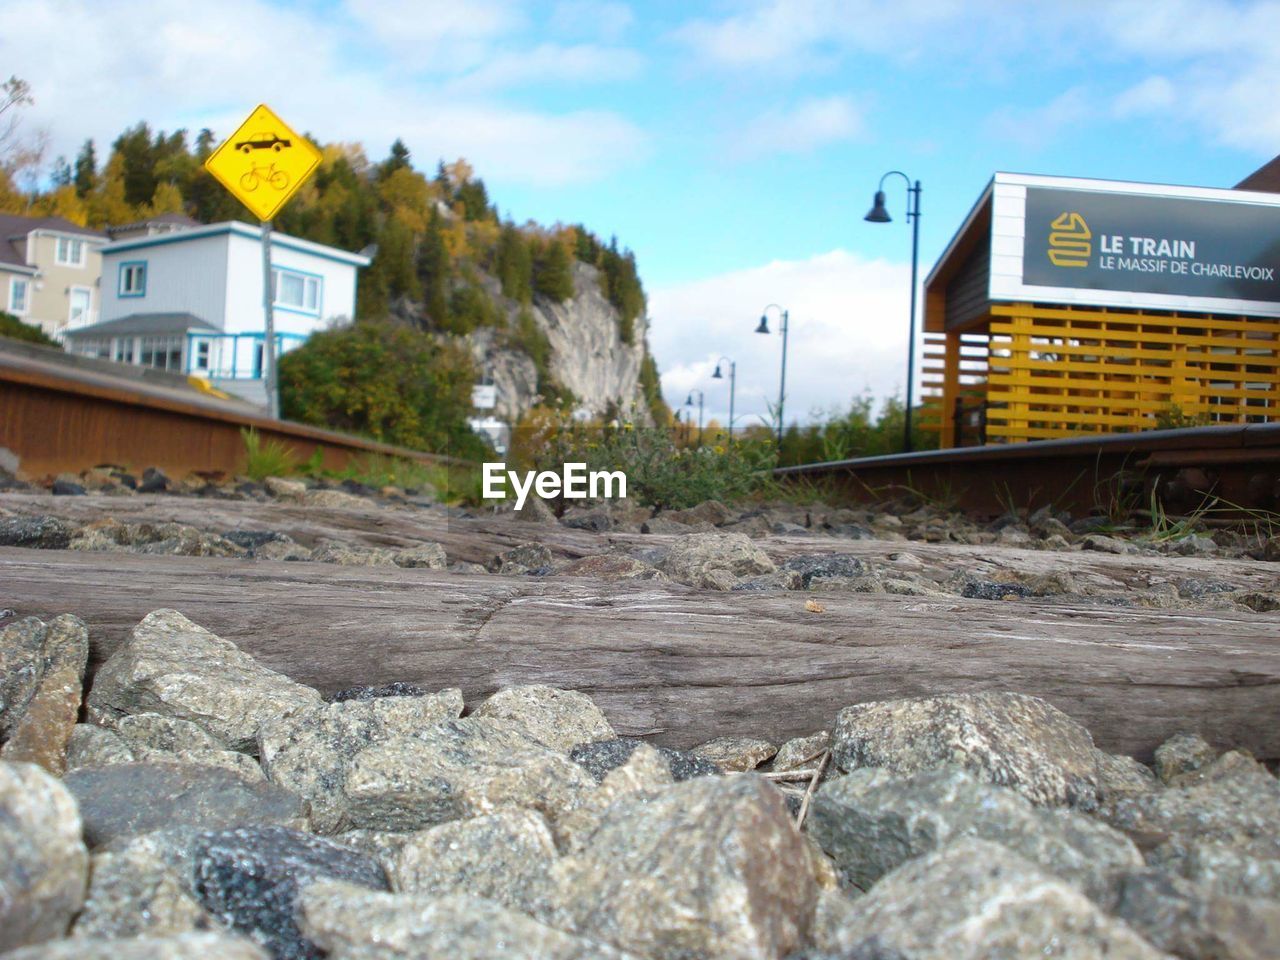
118,261,147,297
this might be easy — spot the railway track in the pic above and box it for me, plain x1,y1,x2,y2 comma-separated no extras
776,424,1280,518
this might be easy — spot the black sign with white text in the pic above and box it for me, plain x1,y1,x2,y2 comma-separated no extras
1022,187,1280,304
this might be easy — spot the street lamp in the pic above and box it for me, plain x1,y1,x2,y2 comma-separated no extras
685,390,705,447
865,170,922,453
711,356,736,446
756,304,789,445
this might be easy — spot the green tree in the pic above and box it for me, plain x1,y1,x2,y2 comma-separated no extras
378,138,412,181
455,176,493,222
533,238,574,302
377,216,421,301
73,139,96,197
494,222,532,302
278,319,488,459
416,208,451,325
0,310,61,348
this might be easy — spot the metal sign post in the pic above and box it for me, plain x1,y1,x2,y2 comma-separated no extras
261,220,277,418
204,104,321,418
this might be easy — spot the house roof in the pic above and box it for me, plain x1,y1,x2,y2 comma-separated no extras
102,220,373,267
1236,155,1280,193
106,212,200,237
0,213,107,271
63,312,218,339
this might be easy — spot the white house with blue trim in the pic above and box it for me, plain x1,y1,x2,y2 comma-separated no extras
64,221,370,404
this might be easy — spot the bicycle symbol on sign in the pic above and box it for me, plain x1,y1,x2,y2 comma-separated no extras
240,162,290,193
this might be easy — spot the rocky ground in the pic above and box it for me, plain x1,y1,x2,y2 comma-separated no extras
1,465,1278,958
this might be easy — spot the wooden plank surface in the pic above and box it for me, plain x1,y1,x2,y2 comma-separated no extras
3,547,1277,761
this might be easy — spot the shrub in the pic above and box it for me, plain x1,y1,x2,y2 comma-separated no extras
278,319,489,460
0,311,61,348
240,428,301,481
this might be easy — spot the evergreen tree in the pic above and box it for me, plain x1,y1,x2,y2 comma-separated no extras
111,122,157,208
416,208,451,325
194,129,216,159
455,176,492,222
73,140,96,197
494,222,532,302
50,156,72,187
377,215,421,301
378,138,411,181
533,238,574,302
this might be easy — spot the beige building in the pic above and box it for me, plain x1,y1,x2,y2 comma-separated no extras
0,214,109,339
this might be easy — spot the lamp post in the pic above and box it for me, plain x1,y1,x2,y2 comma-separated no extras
865,171,922,453
756,304,789,445
711,356,736,446
685,390,705,447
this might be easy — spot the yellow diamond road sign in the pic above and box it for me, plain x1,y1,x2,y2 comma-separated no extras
204,104,321,221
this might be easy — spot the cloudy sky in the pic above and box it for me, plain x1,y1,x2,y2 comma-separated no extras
5,0,1278,427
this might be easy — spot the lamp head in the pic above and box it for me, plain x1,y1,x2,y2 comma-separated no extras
755,316,770,334
685,392,694,406
712,364,723,379
864,189,891,223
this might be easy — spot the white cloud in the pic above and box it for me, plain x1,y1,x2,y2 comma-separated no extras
550,0,635,41
983,86,1092,149
343,0,527,72
449,43,644,92
736,95,863,155
0,0,647,187
648,250,916,431
1112,76,1176,118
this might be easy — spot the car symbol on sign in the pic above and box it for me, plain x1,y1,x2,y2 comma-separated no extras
236,133,292,154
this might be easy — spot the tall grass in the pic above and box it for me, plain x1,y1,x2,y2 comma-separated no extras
240,428,300,481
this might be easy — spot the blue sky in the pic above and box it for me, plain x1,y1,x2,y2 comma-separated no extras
6,0,1279,427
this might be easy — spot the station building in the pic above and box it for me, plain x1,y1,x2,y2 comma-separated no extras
921,168,1280,447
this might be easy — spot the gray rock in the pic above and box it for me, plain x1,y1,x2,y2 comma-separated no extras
304,489,370,509
832,691,1106,808
1107,868,1280,960
298,881,639,959
472,685,614,752
550,774,816,959
192,826,388,960
391,542,447,568
1082,533,1141,555
1168,750,1270,788
781,554,867,589
569,737,721,783
691,735,777,772
657,531,776,589
807,767,1142,900
1,932,270,959
258,689,464,834
810,888,864,953
0,615,88,774
330,829,413,873
0,761,89,953
326,682,430,702
65,762,307,847
559,553,667,581
489,542,554,574
555,744,673,853
65,723,137,769
342,717,597,831
72,830,210,939
1096,751,1160,802
114,713,228,753
392,809,558,914
87,609,322,752
821,838,1164,959
1155,732,1217,784
309,543,398,566
263,477,306,499
513,494,559,523
0,515,74,549
0,617,49,741
51,478,86,495
664,499,734,526
1155,840,1280,901
68,520,246,558
774,730,831,772
642,515,709,535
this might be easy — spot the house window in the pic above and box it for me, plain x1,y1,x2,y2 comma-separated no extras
193,339,211,371
74,338,109,359
55,237,85,266
139,335,183,371
271,267,321,314
114,338,135,364
8,277,29,314
119,262,147,297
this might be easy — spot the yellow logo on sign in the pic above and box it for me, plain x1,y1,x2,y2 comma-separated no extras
204,104,321,221
1047,211,1091,267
